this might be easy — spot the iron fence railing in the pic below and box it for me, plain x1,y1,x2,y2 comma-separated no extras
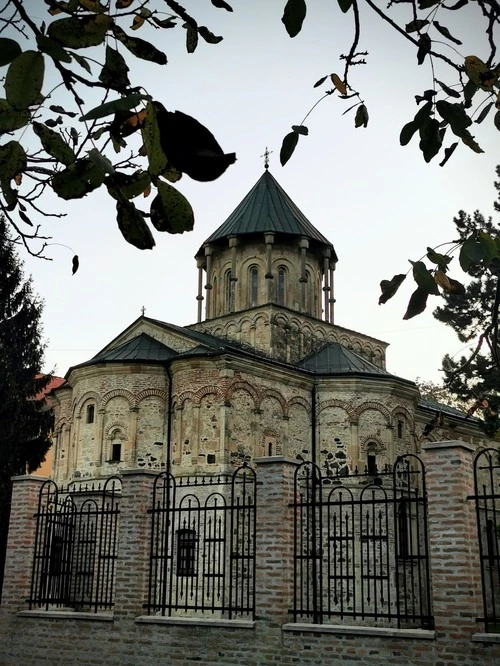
28,477,121,612
146,463,256,619
472,447,500,633
290,454,433,629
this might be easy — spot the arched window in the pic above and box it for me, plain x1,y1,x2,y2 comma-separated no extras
277,266,286,305
176,528,197,576
366,442,377,475
249,266,259,307
224,269,233,312
397,420,404,438
86,404,95,424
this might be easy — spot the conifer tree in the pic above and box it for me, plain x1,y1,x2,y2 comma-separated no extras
0,217,53,596
433,167,500,437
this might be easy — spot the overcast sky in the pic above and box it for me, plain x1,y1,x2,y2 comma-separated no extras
13,1,499,382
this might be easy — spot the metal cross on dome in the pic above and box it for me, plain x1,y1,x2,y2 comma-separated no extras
261,147,273,170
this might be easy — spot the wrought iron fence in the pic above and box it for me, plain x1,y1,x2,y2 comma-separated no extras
290,454,433,629
28,477,121,612
146,463,257,619
472,447,500,633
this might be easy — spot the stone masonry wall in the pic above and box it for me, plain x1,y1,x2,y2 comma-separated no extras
1,442,500,666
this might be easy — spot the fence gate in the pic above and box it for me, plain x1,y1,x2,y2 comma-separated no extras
472,448,500,632
146,463,256,619
291,454,433,629
29,477,121,612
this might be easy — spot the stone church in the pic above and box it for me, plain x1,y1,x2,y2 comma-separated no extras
50,169,486,484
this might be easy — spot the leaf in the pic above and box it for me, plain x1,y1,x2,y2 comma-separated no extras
426,247,452,269
405,20,428,33
331,73,347,95
33,121,76,166
150,180,194,233
142,101,168,176
99,46,130,92
18,209,32,226
475,102,494,124
154,104,236,181
415,89,436,104
36,34,72,62
410,260,440,295
479,231,498,266
282,0,307,38
459,236,486,271
131,15,145,30
87,147,115,176
50,105,77,118
5,51,45,110
211,0,233,10
0,99,30,132
152,17,176,28
419,0,440,6
280,131,299,166
419,117,443,162
433,21,462,45
436,100,472,137
439,141,458,166
72,255,79,275
403,287,429,320
434,269,451,291
495,110,500,132
292,124,308,135
80,93,147,121
417,34,431,65
51,158,106,199
464,55,497,91
47,15,112,49
185,24,198,53
198,26,223,44
414,101,433,127
112,25,167,65
463,79,477,106
116,199,155,249
0,38,22,67
313,75,328,88
0,141,27,210
116,0,135,7
435,79,461,98
337,0,353,12
400,121,418,146
354,104,368,128
105,170,151,199
71,52,92,73
461,131,484,153
443,0,468,8
379,274,406,305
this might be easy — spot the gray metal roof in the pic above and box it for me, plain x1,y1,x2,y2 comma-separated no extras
198,170,336,255
78,333,178,366
418,397,471,420
298,342,391,376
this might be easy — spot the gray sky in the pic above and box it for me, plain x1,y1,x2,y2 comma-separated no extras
14,0,499,382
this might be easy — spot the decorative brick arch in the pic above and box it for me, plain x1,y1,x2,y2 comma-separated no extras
54,417,69,433
313,327,326,341
362,344,374,359
101,389,135,410
355,401,391,426
136,388,168,405
74,391,101,418
288,396,312,415
237,315,255,333
226,381,260,409
175,390,195,408
391,406,414,429
104,421,128,439
261,389,288,417
252,313,269,327
193,385,225,405
360,435,386,453
318,399,356,423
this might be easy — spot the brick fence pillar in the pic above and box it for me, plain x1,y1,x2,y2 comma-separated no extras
254,456,297,626
112,470,157,620
0,475,47,615
422,440,483,664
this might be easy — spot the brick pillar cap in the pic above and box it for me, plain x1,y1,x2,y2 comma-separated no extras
11,474,49,483
254,455,299,467
421,440,476,453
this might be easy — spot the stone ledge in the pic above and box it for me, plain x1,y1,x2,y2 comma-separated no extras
135,615,255,629
254,456,298,466
282,623,436,640
17,610,113,622
471,633,500,643
421,440,475,453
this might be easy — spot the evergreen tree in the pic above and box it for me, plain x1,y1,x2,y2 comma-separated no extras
433,167,500,437
0,217,53,597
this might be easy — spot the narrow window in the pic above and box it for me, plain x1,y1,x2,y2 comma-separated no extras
249,266,258,306
207,453,216,464
86,404,95,424
397,420,404,438
268,441,273,456
212,275,217,317
366,444,378,475
224,269,233,312
111,443,121,462
176,529,197,576
277,267,286,305
397,502,409,559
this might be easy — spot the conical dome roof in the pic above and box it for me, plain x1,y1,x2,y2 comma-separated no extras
197,170,336,258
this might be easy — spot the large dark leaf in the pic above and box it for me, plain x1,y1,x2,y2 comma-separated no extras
81,93,147,121
51,158,106,199
47,15,112,49
433,21,462,45
99,46,130,92
417,34,431,65
435,79,461,99
154,105,236,181
33,121,76,165
280,131,299,166
282,0,307,37
410,260,440,295
400,121,418,146
105,170,151,200
198,26,223,44
403,287,429,320
36,35,72,62
5,51,44,110
0,99,30,132
142,101,168,176
439,142,458,167
116,199,155,249
419,117,443,162
211,0,233,10
426,247,452,270
150,181,194,233
379,274,406,305
354,104,369,128
436,100,472,138
0,38,22,66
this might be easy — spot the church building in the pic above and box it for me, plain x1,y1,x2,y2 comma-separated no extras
49,168,486,484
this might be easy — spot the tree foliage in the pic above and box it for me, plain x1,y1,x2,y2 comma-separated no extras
0,217,54,595
0,0,497,263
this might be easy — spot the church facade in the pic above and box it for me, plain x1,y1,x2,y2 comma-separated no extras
50,169,487,484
